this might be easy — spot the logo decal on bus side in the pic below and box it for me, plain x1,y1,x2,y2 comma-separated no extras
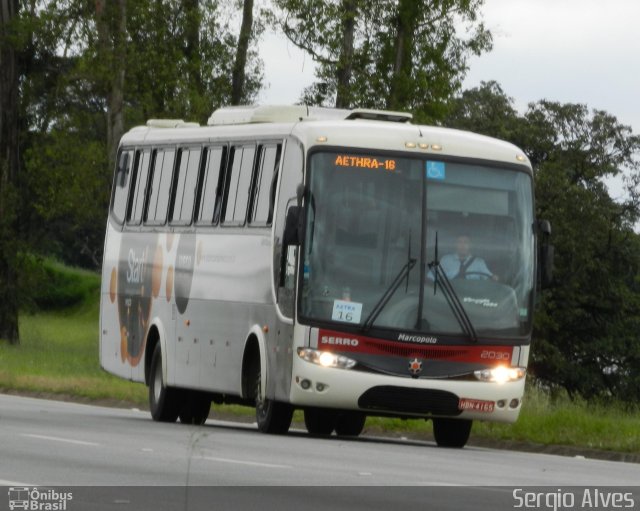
116,236,158,367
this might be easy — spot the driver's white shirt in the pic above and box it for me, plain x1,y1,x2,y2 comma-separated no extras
436,254,493,280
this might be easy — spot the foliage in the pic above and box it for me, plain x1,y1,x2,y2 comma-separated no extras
19,256,100,310
272,0,492,121
9,0,265,272
446,82,640,402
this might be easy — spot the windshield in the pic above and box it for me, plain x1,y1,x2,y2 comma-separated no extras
300,150,535,340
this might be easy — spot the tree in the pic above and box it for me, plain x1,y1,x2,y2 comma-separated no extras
274,0,491,121
0,0,20,344
446,82,640,401
9,0,267,272
95,0,127,170
333,0,356,108
231,0,254,104
386,0,421,111
123,0,263,124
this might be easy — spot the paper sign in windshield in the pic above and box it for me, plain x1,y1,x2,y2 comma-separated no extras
332,300,363,324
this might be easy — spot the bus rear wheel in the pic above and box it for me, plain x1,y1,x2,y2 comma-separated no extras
335,412,366,437
179,391,211,425
255,370,293,434
304,407,337,436
149,344,182,422
432,418,472,448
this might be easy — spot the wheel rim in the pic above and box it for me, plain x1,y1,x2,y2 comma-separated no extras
153,358,162,404
255,372,270,422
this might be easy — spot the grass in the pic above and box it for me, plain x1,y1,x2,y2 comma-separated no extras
1,260,639,455
0,259,148,406
473,390,640,452
364,388,640,453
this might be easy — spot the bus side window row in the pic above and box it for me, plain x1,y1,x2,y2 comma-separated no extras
111,142,282,228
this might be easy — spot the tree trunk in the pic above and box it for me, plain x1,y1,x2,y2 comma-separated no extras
110,0,126,169
184,0,203,99
96,0,126,170
335,0,357,109
0,0,20,344
231,0,254,105
387,0,420,111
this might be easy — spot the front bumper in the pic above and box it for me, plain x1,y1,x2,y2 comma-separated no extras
289,354,525,423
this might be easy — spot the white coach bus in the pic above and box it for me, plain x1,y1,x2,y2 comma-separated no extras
100,105,552,448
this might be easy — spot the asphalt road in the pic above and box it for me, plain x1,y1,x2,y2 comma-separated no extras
1,394,639,510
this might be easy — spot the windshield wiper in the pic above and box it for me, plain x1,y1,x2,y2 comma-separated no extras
362,255,417,333
428,232,478,343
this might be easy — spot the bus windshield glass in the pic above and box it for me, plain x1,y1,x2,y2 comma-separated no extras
300,151,535,340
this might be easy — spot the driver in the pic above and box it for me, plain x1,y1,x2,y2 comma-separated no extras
432,234,498,281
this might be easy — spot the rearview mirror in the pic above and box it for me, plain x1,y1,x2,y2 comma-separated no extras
279,205,305,287
283,206,302,246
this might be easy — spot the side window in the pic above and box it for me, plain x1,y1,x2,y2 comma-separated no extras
222,145,256,225
127,149,152,225
196,146,226,224
112,149,134,224
250,144,281,226
170,147,201,225
145,148,175,225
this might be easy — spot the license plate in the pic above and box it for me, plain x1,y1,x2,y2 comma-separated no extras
458,398,495,413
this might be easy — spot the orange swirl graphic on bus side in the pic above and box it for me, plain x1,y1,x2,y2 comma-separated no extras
109,267,117,304
151,245,163,299
166,265,174,302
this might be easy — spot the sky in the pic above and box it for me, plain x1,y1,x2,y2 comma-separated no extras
257,0,640,199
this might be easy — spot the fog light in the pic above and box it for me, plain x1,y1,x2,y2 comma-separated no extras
497,400,506,409
300,379,311,390
509,398,520,409
316,383,326,392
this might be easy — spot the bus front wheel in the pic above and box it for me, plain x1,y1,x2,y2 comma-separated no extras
304,407,337,436
255,370,293,434
432,418,472,448
149,343,182,422
335,411,366,437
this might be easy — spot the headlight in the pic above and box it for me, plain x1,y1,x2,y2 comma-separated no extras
297,348,357,370
474,365,526,384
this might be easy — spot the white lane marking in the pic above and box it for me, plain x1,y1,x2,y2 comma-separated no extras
20,433,100,447
415,481,463,486
196,456,292,469
0,479,34,486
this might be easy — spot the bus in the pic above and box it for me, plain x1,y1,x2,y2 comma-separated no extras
100,105,552,448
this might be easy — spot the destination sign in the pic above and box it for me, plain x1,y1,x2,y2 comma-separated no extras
334,154,396,171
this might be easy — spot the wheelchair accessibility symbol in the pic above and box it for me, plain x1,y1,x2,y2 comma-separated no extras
426,161,446,180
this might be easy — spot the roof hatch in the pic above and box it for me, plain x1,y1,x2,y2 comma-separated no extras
207,105,412,126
